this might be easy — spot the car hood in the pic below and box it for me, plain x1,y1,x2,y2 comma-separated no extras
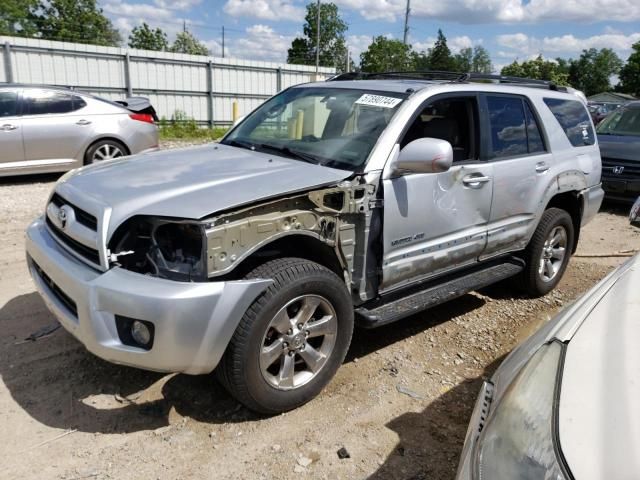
558,254,640,479
597,133,640,161
56,144,351,237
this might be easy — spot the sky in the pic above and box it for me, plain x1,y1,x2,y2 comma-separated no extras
100,0,640,71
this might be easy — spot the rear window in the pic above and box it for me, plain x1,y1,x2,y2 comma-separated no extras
543,98,595,147
0,91,18,117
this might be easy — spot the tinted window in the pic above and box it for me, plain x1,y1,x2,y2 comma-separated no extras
25,90,74,115
73,96,87,110
487,96,528,159
0,91,18,117
524,102,545,153
543,98,595,147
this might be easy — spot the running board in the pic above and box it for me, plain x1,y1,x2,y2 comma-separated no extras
355,259,524,329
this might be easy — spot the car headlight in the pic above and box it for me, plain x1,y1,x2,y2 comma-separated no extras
474,341,569,480
108,216,207,281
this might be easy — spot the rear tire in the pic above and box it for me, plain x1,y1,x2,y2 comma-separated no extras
518,208,574,297
84,139,127,165
217,258,354,414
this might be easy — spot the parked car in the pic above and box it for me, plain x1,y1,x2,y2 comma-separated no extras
0,85,159,176
588,101,619,125
25,72,603,414
597,101,640,203
456,201,640,480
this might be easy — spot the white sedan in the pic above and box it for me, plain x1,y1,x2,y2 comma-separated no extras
457,198,640,480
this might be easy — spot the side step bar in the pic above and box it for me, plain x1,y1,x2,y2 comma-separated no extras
355,258,524,328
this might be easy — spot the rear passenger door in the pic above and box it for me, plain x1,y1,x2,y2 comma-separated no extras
481,94,553,259
21,89,90,165
0,89,24,165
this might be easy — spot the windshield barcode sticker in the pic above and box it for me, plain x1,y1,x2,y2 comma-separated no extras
355,94,402,109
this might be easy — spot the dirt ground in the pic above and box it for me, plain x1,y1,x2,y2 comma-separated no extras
1,144,638,480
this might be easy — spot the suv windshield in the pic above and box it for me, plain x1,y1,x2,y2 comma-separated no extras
221,87,407,171
596,106,640,136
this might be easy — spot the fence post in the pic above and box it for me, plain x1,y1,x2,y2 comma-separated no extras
207,60,214,127
3,42,13,83
276,67,282,92
124,52,133,97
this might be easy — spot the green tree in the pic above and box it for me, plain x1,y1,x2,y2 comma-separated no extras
128,22,168,51
454,47,473,72
472,45,493,73
568,48,622,96
33,0,121,46
170,31,209,55
286,2,348,72
501,55,568,85
617,41,640,97
0,0,38,36
425,29,456,71
360,36,414,72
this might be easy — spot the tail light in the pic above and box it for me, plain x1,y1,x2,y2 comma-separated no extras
129,113,154,124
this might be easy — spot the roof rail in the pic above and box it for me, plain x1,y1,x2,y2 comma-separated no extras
327,70,567,92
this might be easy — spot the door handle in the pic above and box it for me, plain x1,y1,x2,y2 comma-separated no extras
535,162,549,173
1,124,17,131
462,174,491,187
76,119,92,125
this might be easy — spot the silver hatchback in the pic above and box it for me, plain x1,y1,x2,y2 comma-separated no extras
0,85,159,176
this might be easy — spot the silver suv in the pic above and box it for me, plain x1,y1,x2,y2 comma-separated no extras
0,85,159,176
25,72,604,414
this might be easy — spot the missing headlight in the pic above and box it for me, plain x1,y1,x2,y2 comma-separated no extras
109,217,207,281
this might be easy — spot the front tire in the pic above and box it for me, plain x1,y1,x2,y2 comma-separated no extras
519,208,574,297
217,258,354,414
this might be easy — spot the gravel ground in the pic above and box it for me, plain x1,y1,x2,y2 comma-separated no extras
0,140,638,479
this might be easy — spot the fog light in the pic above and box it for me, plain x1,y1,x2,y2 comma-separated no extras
131,320,151,346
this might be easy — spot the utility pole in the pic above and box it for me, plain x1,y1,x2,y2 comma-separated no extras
403,0,411,45
183,20,186,33
346,49,350,72
315,0,320,74
222,26,225,58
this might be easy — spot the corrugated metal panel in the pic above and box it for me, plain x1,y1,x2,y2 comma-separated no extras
0,35,335,124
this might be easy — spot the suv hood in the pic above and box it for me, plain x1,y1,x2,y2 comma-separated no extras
56,144,351,236
558,254,640,479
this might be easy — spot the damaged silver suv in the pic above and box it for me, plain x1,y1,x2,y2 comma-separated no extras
26,72,604,413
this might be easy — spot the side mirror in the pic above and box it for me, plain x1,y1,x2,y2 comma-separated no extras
391,138,453,176
630,196,640,228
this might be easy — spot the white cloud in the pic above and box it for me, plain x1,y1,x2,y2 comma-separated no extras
226,24,297,62
223,0,304,22
413,35,479,54
153,0,202,10
335,0,640,24
497,31,640,59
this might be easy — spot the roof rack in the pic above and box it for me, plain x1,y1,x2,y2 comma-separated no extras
328,70,567,92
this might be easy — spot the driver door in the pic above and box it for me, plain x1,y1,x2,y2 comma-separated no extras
380,93,493,292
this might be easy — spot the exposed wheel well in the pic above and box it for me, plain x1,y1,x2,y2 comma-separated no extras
545,191,583,253
215,235,345,282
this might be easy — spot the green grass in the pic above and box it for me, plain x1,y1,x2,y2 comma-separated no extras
158,110,229,141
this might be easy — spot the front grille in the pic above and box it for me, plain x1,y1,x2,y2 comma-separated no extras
46,216,101,265
50,192,98,231
32,260,78,317
601,158,640,180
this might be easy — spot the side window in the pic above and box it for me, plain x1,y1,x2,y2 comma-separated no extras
486,96,527,159
401,96,478,163
543,97,595,147
25,90,74,115
0,91,18,117
73,95,87,110
524,101,545,154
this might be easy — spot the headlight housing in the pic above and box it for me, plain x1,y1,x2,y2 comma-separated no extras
474,341,570,480
108,216,207,281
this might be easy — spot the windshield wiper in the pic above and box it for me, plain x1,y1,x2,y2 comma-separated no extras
225,139,255,150
256,143,321,165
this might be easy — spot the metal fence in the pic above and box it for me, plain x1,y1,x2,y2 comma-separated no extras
0,36,335,126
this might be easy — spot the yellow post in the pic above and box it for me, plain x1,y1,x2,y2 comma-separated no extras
232,101,239,123
295,110,304,140
287,118,296,139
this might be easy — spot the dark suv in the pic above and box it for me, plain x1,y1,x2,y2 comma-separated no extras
597,101,640,202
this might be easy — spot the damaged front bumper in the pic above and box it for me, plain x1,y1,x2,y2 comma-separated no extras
25,217,271,375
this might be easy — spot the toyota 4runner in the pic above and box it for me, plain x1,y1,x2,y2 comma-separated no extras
25,72,604,413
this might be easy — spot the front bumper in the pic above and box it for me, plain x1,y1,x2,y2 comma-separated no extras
26,217,271,374
602,176,640,203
